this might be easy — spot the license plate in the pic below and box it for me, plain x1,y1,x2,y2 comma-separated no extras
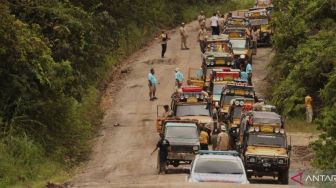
263,163,271,167
178,153,186,159
216,59,225,64
252,12,260,17
235,90,245,95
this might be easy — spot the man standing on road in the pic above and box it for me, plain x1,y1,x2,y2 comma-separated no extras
211,128,220,150
245,61,253,86
199,126,209,150
198,11,206,28
175,68,184,88
251,26,258,54
198,24,207,53
151,133,170,174
216,125,229,151
148,68,157,101
162,105,173,118
159,30,169,58
179,23,189,50
218,14,225,34
305,94,313,123
210,13,219,35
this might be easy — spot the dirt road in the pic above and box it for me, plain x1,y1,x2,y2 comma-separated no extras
70,21,310,187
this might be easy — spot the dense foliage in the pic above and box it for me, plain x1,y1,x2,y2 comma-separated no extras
268,0,336,169
0,0,253,186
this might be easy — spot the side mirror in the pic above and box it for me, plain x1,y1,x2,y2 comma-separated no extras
287,145,292,151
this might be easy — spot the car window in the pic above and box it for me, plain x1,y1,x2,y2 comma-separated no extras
230,39,247,49
213,83,226,94
175,105,210,116
166,126,198,139
248,134,285,147
194,158,243,174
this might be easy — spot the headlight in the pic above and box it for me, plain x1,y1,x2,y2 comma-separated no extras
235,101,240,106
193,145,199,151
206,61,210,65
278,159,285,164
239,101,244,106
263,33,268,36
249,157,256,163
240,54,246,59
210,61,215,65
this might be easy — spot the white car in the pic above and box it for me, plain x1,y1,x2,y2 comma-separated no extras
188,151,249,184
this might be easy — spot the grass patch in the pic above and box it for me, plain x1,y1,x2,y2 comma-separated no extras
285,118,320,133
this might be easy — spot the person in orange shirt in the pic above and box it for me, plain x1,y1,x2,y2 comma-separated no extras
305,95,313,123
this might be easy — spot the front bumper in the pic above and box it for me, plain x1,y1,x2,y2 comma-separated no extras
167,152,195,161
245,157,289,174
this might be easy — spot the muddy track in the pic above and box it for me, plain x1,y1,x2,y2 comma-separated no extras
70,21,312,188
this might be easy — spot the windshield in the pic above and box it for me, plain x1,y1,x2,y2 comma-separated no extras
232,106,243,118
175,104,210,116
194,158,244,174
248,134,286,147
230,39,247,49
166,126,198,139
213,83,226,94
222,95,238,106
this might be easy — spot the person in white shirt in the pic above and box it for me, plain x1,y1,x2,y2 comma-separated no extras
210,13,219,35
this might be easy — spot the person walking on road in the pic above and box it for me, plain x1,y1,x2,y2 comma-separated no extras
211,128,220,150
175,68,184,88
219,14,225,34
159,30,169,58
198,11,206,28
245,61,253,86
240,66,249,83
179,23,189,50
305,95,313,123
216,125,229,151
198,24,208,53
151,133,170,174
210,13,219,35
148,68,157,101
199,126,209,150
251,26,258,54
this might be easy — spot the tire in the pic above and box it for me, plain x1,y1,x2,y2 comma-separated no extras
279,170,289,184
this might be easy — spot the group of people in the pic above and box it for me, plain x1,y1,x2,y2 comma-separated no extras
199,124,230,151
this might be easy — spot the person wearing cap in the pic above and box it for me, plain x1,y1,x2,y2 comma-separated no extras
162,105,173,118
175,68,184,88
198,11,206,27
198,24,208,53
148,68,157,101
179,22,189,50
216,125,229,151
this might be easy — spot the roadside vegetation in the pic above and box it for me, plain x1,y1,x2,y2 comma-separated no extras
267,0,336,169
0,0,254,187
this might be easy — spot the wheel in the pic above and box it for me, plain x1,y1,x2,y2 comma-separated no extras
278,170,289,184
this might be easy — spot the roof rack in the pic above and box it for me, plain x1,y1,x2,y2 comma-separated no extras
198,150,239,156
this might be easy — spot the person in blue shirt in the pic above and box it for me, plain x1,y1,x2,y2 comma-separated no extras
240,66,249,83
175,68,184,88
148,68,157,101
245,61,253,85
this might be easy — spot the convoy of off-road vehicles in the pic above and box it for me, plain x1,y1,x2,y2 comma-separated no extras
154,0,291,185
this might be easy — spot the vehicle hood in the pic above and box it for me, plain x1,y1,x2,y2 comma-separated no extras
190,173,247,183
166,137,199,145
233,49,248,55
212,94,221,102
246,146,287,156
178,116,213,124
